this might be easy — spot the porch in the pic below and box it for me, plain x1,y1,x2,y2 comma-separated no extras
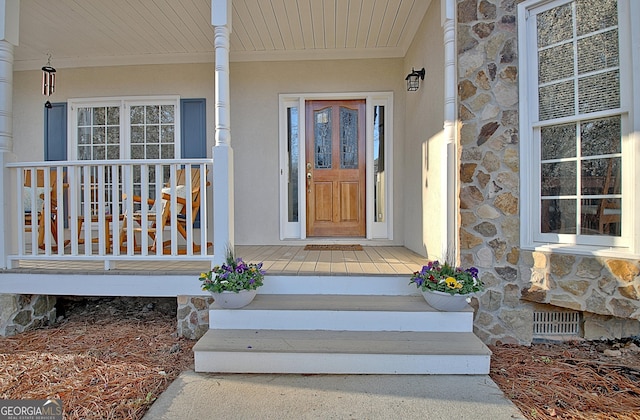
0,245,430,297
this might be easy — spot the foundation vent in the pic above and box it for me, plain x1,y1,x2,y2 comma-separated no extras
533,311,580,336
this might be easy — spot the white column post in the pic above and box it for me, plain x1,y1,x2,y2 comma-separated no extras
211,0,234,266
442,0,458,262
0,0,19,269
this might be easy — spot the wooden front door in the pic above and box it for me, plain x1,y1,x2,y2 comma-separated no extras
305,100,366,237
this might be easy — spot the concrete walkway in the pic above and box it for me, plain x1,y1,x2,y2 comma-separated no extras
143,371,525,419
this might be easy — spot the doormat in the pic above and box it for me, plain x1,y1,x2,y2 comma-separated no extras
304,244,363,251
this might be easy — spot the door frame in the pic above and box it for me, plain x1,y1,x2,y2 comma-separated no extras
305,99,367,237
278,92,394,240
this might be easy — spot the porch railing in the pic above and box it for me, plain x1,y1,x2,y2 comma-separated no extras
7,159,213,268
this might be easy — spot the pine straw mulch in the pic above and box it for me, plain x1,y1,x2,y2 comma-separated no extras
0,298,194,420
2,299,640,420
490,339,640,420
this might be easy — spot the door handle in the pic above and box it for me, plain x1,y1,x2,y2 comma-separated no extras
307,173,312,179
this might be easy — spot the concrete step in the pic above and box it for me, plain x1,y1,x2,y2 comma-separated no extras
209,294,474,332
193,329,491,374
259,275,418,296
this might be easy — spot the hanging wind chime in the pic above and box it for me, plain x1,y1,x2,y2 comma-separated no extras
42,54,56,109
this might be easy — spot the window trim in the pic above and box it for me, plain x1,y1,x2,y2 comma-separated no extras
67,95,181,160
518,0,639,256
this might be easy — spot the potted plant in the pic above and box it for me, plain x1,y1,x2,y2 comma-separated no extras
409,260,483,311
199,249,265,308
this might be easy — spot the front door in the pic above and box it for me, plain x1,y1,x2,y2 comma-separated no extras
305,100,366,237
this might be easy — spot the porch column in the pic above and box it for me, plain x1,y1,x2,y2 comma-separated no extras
0,0,19,269
211,0,234,266
442,0,458,262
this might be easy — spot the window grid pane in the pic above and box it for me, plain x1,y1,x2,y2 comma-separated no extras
77,106,120,161
129,104,176,161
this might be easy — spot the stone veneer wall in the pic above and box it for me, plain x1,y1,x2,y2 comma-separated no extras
177,295,214,340
457,0,640,344
520,252,640,339
0,294,57,336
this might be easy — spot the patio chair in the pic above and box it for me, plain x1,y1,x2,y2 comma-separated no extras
76,176,119,253
160,168,211,254
597,160,621,234
118,167,210,254
23,168,67,250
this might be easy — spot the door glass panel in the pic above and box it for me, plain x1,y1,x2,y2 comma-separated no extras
340,107,358,169
314,108,332,169
373,106,385,222
287,107,299,222
129,104,176,199
76,106,121,215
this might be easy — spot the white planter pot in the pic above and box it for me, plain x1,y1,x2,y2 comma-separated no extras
421,290,472,311
211,289,257,309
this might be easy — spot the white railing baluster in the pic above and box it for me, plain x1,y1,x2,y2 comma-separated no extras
56,167,66,256
111,163,122,258
169,164,178,255
155,163,165,256
124,164,135,257
97,165,107,255
81,165,91,256
184,166,193,255
199,163,208,256
68,166,78,255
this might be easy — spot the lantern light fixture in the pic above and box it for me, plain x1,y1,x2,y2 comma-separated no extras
42,54,56,108
405,67,425,92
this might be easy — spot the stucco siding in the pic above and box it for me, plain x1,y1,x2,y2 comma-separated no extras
230,59,405,244
402,0,445,258
12,58,408,245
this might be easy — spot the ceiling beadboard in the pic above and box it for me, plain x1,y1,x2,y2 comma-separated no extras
14,0,430,70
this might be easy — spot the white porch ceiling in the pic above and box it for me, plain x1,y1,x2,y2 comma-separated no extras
14,0,431,71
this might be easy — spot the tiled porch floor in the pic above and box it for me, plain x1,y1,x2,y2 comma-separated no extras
9,245,430,276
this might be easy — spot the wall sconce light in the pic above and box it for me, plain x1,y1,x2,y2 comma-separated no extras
42,54,56,108
405,67,425,91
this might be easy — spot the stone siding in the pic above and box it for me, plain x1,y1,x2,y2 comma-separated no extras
520,251,640,336
177,295,214,340
457,0,527,344
457,0,639,344
0,294,57,336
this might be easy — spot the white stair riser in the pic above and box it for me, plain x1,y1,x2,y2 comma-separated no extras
194,352,490,375
260,275,418,296
209,309,473,332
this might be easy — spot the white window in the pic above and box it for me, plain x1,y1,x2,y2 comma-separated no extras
69,96,181,212
518,0,639,254
69,96,180,161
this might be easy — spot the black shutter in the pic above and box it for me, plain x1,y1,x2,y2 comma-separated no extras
180,98,207,227
44,102,67,161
